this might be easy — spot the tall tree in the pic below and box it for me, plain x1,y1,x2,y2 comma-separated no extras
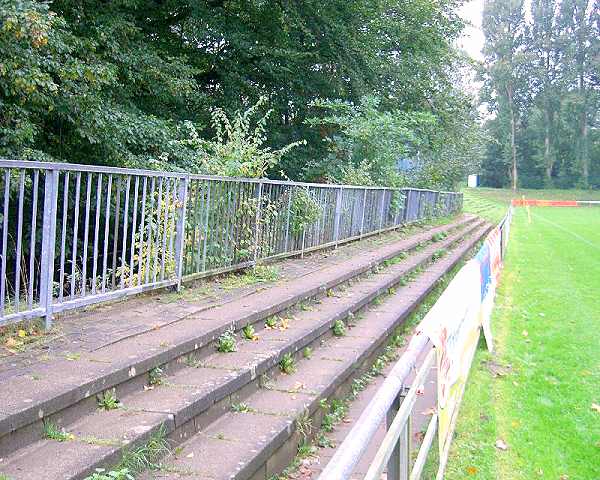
529,0,562,185
481,0,528,190
559,0,598,187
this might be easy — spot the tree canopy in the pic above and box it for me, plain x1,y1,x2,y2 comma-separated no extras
1,0,480,188
479,0,599,189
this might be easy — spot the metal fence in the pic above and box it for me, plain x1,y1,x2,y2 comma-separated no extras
318,209,513,480
0,159,462,328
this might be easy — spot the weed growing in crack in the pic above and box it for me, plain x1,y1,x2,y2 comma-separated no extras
119,426,170,474
302,346,312,359
279,353,296,374
148,366,164,386
84,468,134,480
332,319,346,337
231,402,252,413
295,412,313,440
216,327,237,353
265,316,278,329
97,389,120,411
42,421,73,442
242,324,257,340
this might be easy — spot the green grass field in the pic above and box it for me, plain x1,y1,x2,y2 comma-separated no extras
445,190,600,479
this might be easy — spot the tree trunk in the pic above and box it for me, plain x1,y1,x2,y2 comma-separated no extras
544,107,553,183
507,87,518,191
580,108,589,186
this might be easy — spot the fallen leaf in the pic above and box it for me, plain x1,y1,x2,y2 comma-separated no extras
186,452,194,458
466,466,478,475
539,312,545,317
559,475,569,480
416,385,425,396
591,403,600,414
537,468,543,476
5,337,21,348
495,439,508,451
522,330,528,337
421,407,437,416
17,329,27,338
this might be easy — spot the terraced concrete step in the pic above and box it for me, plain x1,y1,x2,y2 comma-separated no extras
0,216,476,460
0,219,484,480
135,222,491,480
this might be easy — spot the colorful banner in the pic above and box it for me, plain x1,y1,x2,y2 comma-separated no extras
417,208,513,475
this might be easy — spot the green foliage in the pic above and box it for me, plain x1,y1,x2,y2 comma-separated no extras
119,427,170,474
216,327,237,353
231,402,252,413
0,0,474,190
97,389,120,411
289,189,322,236
178,96,306,178
480,0,599,189
265,316,278,329
302,347,312,359
279,353,296,374
42,421,73,442
84,469,134,480
242,324,256,341
332,319,346,337
148,367,164,387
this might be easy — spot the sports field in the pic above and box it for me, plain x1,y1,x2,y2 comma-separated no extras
446,190,600,479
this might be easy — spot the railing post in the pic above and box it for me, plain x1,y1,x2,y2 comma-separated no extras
39,169,59,329
333,187,343,247
253,181,263,266
379,188,386,231
359,188,367,239
174,175,189,291
386,385,411,480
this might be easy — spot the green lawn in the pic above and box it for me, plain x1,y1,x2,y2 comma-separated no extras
446,197,600,479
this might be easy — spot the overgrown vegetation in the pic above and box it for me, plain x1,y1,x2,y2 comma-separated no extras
279,353,296,375
216,327,237,353
97,389,120,411
1,0,478,190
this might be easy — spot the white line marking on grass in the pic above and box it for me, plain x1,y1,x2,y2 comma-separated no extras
531,211,600,252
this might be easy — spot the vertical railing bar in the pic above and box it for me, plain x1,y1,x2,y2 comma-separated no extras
128,176,139,287
252,181,263,266
39,170,59,329
138,176,148,286
284,187,292,253
14,171,25,312
160,178,171,280
202,182,211,272
120,176,131,289
145,176,156,284
359,188,367,239
193,181,203,272
0,171,11,317
101,174,112,294
91,173,103,296
168,180,177,276
28,170,39,309
174,176,188,289
153,177,163,283
70,173,81,299
58,172,69,302
82,173,92,296
111,180,121,289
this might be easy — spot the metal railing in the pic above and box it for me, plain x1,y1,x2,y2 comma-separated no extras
0,159,462,328
318,209,513,480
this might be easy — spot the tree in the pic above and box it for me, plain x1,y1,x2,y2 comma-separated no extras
481,0,528,190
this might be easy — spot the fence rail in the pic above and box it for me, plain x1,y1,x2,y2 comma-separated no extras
318,208,513,480
0,159,462,328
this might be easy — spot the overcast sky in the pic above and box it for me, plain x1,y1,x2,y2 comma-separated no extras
458,0,485,61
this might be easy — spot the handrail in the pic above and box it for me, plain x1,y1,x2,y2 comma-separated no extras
318,333,430,480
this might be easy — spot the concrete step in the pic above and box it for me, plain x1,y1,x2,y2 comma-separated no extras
0,217,483,480
0,216,476,461
134,222,491,480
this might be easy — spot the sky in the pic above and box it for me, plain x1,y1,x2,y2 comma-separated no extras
458,0,485,61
